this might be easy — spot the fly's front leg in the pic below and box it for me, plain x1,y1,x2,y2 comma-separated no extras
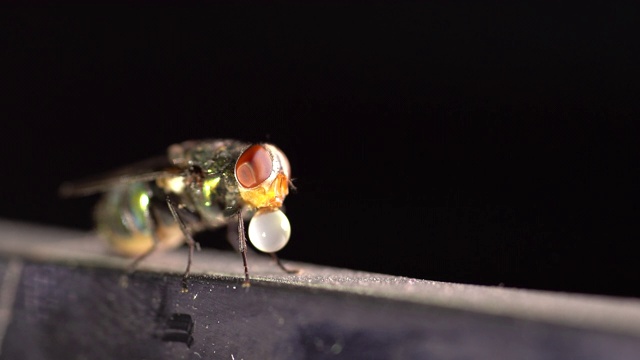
236,210,251,287
166,196,200,293
269,253,299,274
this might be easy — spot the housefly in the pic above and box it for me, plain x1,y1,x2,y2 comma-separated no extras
59,139,297,290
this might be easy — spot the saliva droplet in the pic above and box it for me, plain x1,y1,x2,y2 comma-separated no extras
248,208,291,253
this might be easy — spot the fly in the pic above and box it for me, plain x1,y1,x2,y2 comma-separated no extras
59,139,298,291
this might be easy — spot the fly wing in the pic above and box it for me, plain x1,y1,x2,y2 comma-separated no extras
58,155,179,198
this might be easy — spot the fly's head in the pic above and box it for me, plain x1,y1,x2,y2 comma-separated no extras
235,143,290,209
234,143,293,253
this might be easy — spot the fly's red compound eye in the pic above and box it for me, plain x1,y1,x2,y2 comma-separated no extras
235,144,273,188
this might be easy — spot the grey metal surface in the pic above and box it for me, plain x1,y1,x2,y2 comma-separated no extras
1,219,640,359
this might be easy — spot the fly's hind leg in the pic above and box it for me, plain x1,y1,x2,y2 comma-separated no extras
165,196,200,293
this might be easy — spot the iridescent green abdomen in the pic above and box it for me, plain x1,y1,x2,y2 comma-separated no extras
93,182,183,257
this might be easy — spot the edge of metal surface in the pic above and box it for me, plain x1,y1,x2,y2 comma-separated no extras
1,217,640,339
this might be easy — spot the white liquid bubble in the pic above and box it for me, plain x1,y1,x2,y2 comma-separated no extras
248,208,291,253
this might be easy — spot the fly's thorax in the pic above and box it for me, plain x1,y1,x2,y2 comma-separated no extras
154,169,243,229
94,182,183,257
186,173,244,228
167,139,250,173
168,139,250,211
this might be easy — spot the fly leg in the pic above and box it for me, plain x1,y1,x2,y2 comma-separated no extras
166,196,200,293
236,210,251,287
269,253,299,274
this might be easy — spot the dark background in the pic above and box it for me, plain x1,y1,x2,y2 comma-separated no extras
2,4,639,299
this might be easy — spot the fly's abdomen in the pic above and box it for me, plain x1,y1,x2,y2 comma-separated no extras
94,182,183,257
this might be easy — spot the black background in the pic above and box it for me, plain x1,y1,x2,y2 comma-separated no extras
2,4,639,299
